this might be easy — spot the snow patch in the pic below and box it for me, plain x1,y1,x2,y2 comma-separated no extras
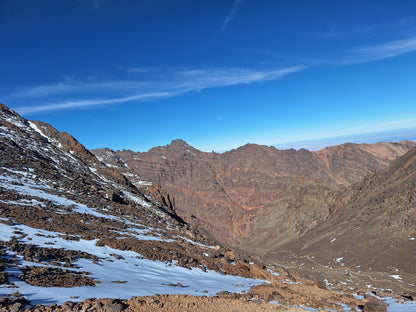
122,190,152,208
186,149,196,157
0,222,264,305
28,121,49,142
137,180,153,186
356,293,416,312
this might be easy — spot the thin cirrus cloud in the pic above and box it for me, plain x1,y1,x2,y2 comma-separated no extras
221,0,244,31
316,24,374,39
10,66,305,114
15,92,173,115
351,36,416,61
296,36,416,66
8,80,153,99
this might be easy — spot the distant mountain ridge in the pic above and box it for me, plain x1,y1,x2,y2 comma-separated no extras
93,139,416,246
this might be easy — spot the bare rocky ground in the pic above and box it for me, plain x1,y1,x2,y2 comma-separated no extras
0,295,335,312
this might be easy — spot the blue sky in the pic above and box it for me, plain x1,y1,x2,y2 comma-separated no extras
1,0,416,152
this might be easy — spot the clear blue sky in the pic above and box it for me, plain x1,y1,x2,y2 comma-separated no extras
1,0,416,152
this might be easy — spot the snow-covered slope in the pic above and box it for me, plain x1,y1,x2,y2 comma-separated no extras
0,222,261,305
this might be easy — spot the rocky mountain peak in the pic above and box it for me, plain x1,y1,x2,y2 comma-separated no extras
170,139,190,147
0,102,18,115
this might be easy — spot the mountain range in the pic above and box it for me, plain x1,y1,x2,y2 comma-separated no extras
93,139,416,251
1,102,416,311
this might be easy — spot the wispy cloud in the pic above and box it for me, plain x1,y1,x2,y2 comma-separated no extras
76,0,103,11
173,66,305,90
117,65,152,73
290,36,416,66
351,36,416,61
8,66,305,114
317,24,373,39
8,80,152,99
14,92,173,114
221,0,243,31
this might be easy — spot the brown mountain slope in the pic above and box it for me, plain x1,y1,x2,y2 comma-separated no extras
112,140,249,244
241,176,336,253
269,146,416,275
313,141,416,187
92,139,416,246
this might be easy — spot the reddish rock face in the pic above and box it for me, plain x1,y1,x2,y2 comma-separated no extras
93,139,416,247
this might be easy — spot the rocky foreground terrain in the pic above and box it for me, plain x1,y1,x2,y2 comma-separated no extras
1,102,415,311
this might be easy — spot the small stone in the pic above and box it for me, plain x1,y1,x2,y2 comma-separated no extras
11,291,22,297
82,302,91,311
10,302,22,312
217,290,230,297
103,299,126,311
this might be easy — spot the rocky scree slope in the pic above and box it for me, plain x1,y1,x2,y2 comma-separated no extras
93,139,416,247
246,147,416,301
0,103,374,311
272,146,416,274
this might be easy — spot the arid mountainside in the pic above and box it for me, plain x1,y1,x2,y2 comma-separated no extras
251,146,416,301
93,139,416,246
269,145,416,274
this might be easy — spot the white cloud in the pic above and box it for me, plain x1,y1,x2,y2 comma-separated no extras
273,36,416,66
352,36,416,61
221,0,243,31
317,24,373,39
15,92,173,114
9,66,306,114
9,80,152,99
77,0,103,10
173,66,306,90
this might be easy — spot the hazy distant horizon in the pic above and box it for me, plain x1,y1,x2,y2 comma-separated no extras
142,127,416,153
274,127,416,151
